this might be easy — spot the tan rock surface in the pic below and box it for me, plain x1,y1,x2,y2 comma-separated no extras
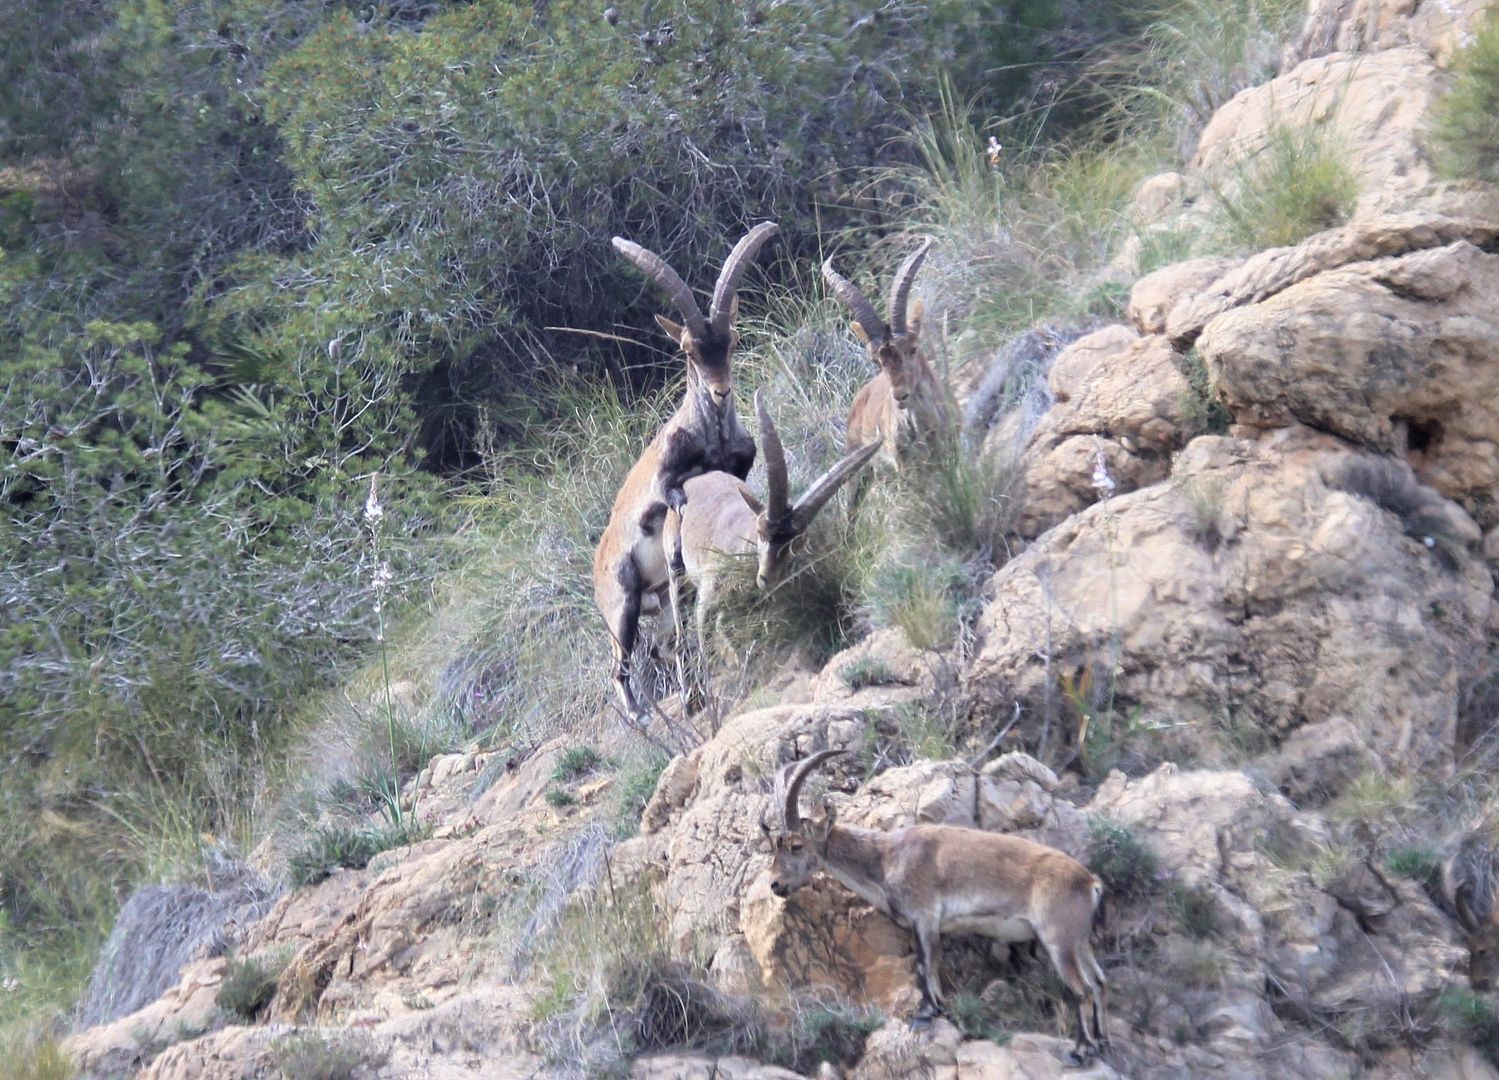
1198,239,1499,528
1193,48,1442,214
1127,258,1239,336
972,430,1493,770
1287,0,1492,66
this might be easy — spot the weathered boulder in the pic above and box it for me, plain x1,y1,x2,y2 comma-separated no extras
1198,239,1499,529
1167,192,1499,345
1287,0,1492,67
67,958,228,1079
971,430,1493,771
1127,257,1239,336
854,1020,1120,1079
1014,328,1192,537
1193,48,1442,214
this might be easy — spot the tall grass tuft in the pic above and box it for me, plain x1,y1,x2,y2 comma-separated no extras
1208,123,1357,252
1430,12,1499,184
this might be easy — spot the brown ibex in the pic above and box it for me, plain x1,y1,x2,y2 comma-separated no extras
661,392,880,652
764,749,1109,1058
1444,826,1499,991
823,239,953,475
593,222,778,717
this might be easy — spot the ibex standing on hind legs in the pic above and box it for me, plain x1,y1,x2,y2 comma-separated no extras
823,239,953,489
661,391,880,656
764,749,1110,1060
592,222,778,718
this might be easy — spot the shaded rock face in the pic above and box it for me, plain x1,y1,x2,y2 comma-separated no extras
1287,0,1493,67
1199,240,1499,530
972,430,1492,772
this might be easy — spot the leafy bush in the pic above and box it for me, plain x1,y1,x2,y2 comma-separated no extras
1430,13,1499,184
1209,123,1357,252
287,822,425,888
217,953,287,1021
839,658,901,692
1177,347,1232,438
1386,844,1443,887
273,1031,387,1080
544,788,577,810
611,753,670,839
554,747,608,784
1087,815,1159,898
1168,882,1217,939
1439,986,1499,1066
769,1001,886,1071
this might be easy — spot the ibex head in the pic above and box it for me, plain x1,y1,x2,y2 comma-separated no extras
765,749,848,897
736,395,879,589
823,240,933,408
612,222,779,410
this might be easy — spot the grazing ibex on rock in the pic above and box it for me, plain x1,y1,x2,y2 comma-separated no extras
1444,826,1499,991
662,392,880,649
765,749,1109,1058
593,222,778,717
823,240,953,472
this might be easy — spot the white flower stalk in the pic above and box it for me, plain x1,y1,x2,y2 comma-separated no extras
1091,447,1116,498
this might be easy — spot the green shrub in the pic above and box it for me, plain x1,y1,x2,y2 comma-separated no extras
839,658,902,692
1439,986,1499,1066
947,990,1013,1044
287,822,424,888
1168,882,1217,938
1430,13,1499,184
553,747,608,784
1177,347,1232,438
1087,815,1159,898
544,788,577,810
769,1002,886,1071
611,753,670,839
11,1035,75,1080
273,1031,387,1080
1209,123,1357,252
1386,844,1443,886
217,953,288,1021
864,557,971,653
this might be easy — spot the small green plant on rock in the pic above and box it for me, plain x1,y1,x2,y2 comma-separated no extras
839,657,901,692
273,1030,387,1080
217,952,289,1021
1430,12,1499,184
1087,815,1159,899
1209,122,1357,252
544,788,577,809
1439,986,1499,1066
287,821,425,887
553,746,608,783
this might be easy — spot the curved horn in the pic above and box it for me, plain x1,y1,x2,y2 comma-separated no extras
710,222,780,336
888,239,934,337
781,748,848,830
790,441,881,527
612,237,708,340
822,257,885,343
755,390,789,520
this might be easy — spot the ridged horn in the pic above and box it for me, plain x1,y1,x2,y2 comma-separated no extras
790,441,881,527
755,390,789,521
710,222,780,336
780,748,848,831
612,236,708,341
821,257,885,343
888,239,933,337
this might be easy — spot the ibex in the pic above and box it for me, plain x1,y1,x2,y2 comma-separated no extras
1443,826,1499,991
764,749,1109,1058
823,239,953,472
661,392,880,651
593,222,778,717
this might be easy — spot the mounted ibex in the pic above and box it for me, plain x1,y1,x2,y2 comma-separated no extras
661,392,880,649
823,239,953,471
593,222,778,717
1444,826,1499,991
765,749,1109,1058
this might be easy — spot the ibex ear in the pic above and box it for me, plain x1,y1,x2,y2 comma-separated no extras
737,483,765,516
850,321,873,350
656,314,687,344
908,299,925,337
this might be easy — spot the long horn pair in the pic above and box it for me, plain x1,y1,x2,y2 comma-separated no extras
613,222,780,341
821,238,934,340
778,748,848,831
753,395,879,527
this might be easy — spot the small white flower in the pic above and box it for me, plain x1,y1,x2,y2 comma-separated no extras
1091,448,1116,497
987,136,1003,169
2,977,18,993
372,561,394,592
364,474,384,525
1424,535,1436,548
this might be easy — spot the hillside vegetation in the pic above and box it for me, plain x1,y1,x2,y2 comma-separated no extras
13,0,1499,1077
